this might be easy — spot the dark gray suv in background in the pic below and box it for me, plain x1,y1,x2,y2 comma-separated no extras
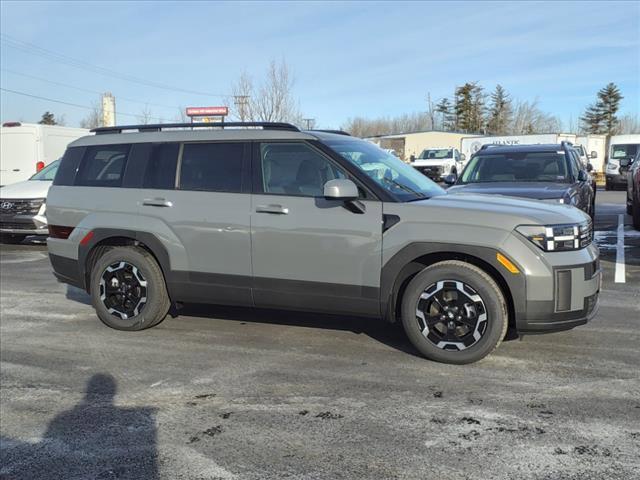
447,143,596,218
46,123,600,364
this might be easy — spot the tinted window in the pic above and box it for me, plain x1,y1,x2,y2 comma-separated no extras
259,142,346,197
180,143,243,192
53,147,85,186
75,144,130,187
144,143,179,189
568,151,580,178
460,152,569,183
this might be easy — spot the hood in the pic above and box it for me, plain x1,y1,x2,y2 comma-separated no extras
447,182,570,200
412,158,453,167
0,179,52,199
405,192,589,229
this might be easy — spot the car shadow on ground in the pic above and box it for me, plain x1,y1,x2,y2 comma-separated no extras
0,374,159,479
177,303,425,358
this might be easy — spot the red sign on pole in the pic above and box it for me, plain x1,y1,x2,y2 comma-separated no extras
186,106,229,117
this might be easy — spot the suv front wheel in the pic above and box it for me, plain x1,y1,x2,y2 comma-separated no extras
90,246,170,331
401,260,508,364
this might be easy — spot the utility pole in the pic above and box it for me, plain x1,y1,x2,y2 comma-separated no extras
303,118,315,130
233,95,250,122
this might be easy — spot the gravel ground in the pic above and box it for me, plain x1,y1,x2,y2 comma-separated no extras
1,190,639,480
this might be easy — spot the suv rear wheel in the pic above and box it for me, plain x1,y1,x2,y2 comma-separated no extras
401,260,508,364
89,246,170,331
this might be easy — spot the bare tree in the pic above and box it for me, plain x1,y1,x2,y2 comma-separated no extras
229,59,301,125
342,112,433,138
509,99,561,134
174,106,189,123
79,100,103,129
137,105,153,125
618,114,640,134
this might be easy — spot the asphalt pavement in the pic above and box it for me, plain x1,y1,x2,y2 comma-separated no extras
1,190,639,480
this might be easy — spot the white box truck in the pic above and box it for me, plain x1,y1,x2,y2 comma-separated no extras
460,134,577,165
0,122,89,186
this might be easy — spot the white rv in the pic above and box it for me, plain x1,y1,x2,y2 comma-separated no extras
0,122,89,186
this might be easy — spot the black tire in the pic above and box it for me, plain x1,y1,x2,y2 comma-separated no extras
401,260,508,364
633,202,640,231
0,234,26,244
627,204,633,216
605,180,612,191
89,246,170,331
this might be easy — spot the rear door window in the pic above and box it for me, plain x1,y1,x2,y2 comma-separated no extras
75,144,131,187
179,143,244,192
144,143,179,189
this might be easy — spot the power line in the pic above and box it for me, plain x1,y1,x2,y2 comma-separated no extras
0,33,229,98
1,68,181,110
0,87,167,122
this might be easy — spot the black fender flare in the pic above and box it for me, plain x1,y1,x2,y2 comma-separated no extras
380,242,526,324
77,228,171,292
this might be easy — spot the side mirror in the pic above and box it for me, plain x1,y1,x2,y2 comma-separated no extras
590,151,597,159
443,174,457,185
324,179,358,200
586,163,593,172
409,155,416,162
619,158,631,168
460,153,466,162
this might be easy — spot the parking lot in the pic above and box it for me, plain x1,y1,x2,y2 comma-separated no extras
0,189,638,480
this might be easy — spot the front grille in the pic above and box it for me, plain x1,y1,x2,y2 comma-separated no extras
0,198,43,216
420,166,443,177
579,220,592,249
0,221,36,230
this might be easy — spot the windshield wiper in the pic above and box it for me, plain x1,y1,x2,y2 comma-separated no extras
381,176,427,199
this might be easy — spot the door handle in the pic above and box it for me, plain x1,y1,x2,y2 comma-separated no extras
256,204,288,214
142,198,173,208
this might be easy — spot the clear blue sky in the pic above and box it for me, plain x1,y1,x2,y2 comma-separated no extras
1,0,638,129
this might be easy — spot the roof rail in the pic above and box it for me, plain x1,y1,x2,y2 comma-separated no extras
560,140,574,147
91,122,300,135
479,144,500,150
309,129,351,136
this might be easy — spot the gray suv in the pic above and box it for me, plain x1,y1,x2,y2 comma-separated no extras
46,122,601,364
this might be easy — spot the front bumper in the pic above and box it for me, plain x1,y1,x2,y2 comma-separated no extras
413,166,444,181
518,258,601,333
606,172,627,186
0,215,48,235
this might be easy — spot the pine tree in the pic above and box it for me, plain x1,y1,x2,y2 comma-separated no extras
435,97,454,131
455,82,485,133
486,85,512,135
581,83,623,134
38,111,57,125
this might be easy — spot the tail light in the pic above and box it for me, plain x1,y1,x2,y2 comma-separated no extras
48,225,74,239
36,161,45,172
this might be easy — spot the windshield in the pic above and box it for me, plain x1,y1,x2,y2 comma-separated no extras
29,159,60,181
460,152,569,184
326,138,446,201
611,144,639,159
418,148,453,159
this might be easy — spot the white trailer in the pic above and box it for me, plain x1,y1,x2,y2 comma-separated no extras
0,122,89,186
460,134,577,164
575,135,606,172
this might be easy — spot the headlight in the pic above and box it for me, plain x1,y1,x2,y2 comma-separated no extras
606,161,619,171
516,221,592,251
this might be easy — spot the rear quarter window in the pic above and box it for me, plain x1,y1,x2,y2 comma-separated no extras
53,147,85,186
75,144,131,187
